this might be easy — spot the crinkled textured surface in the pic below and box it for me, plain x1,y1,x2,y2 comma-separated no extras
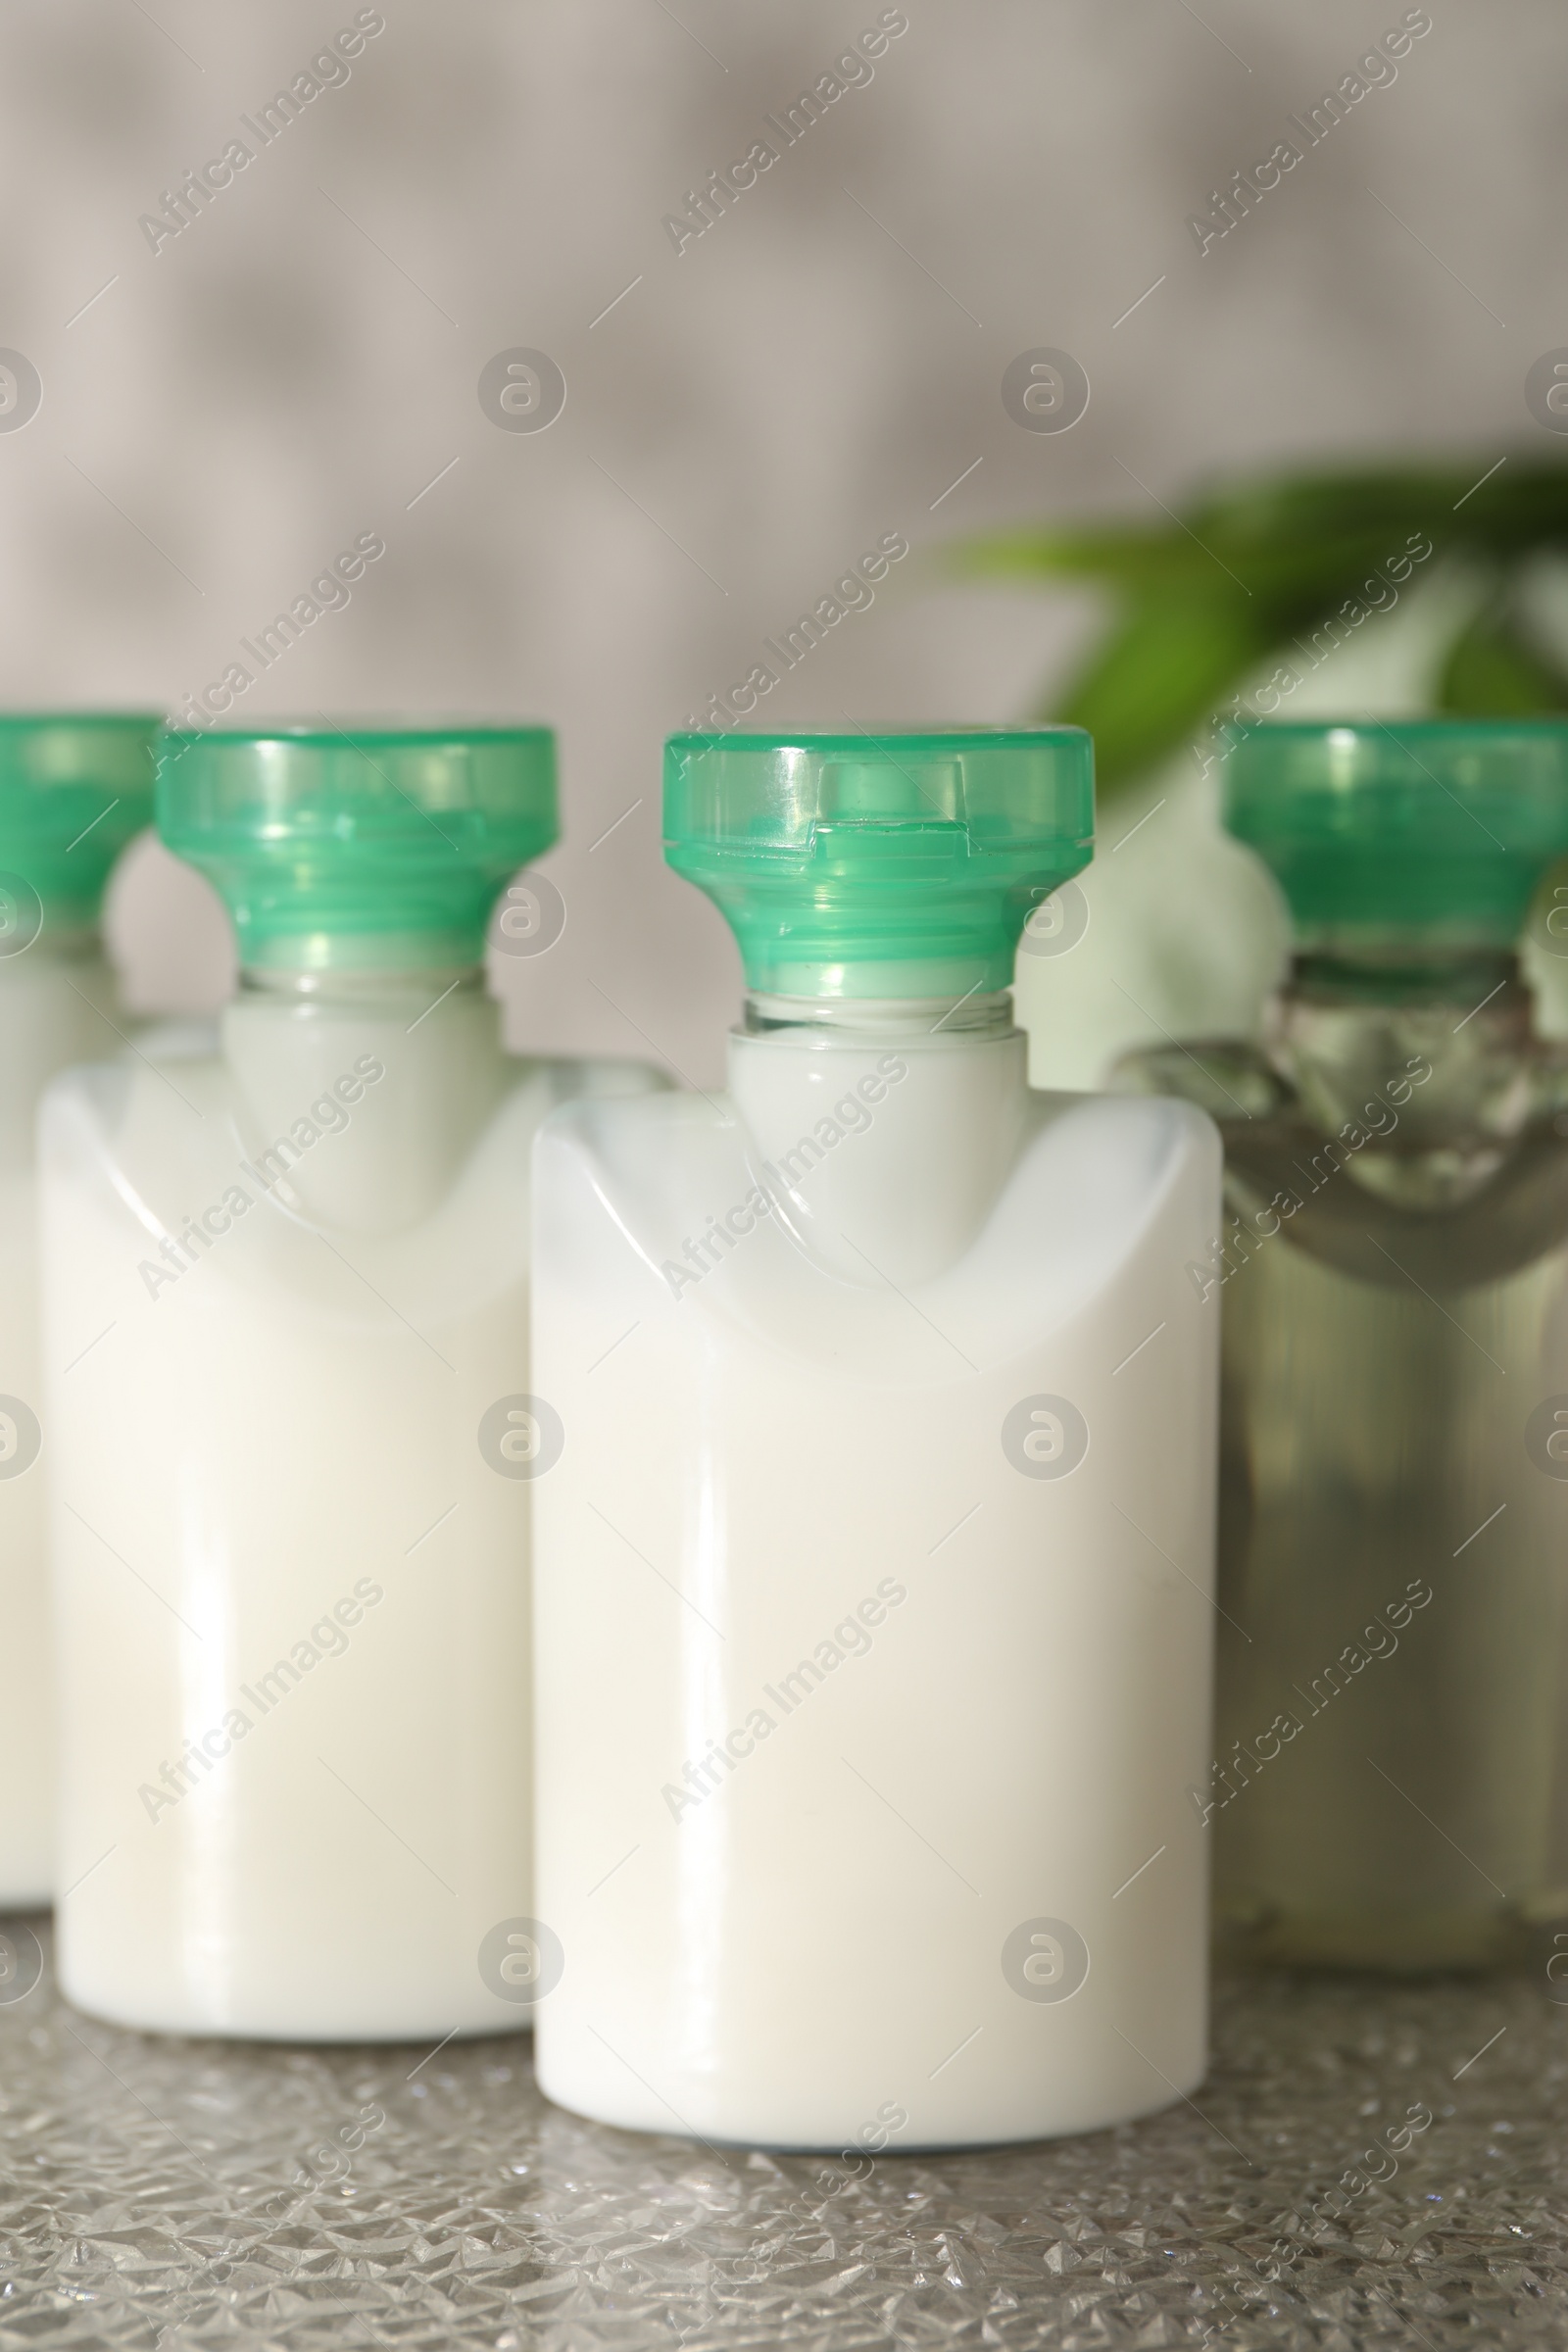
3,1916,1567,2348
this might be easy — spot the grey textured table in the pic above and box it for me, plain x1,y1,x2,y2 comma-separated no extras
2,1913,1566,2348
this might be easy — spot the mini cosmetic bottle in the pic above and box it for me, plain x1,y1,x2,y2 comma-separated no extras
532,726,1222,2147
1117,718,1568,1969
44,721,660,2036
0,711,157,1907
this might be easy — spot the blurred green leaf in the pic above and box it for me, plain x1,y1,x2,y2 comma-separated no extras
950,525,1211,590
951,455,1568,794
1047,593,1279,790
1189,462,1568,557
1439,605,1568,715
951,520,1422,607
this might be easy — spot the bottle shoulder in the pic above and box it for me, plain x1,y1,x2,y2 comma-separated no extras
41,1047,661,1246
1111,1038,1288,1126
1221,1107,1568,1289
534,1082,1221,1385
44,1044,661,1137
539,1077,1218,1166
536,1083,1220,1296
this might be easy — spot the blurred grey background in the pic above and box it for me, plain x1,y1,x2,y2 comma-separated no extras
4,0,1562,1086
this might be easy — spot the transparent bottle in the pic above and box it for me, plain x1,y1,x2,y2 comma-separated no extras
0,711,158,1907
532,727,1222,2148
1116,718,1568,1970
42,722,662,2037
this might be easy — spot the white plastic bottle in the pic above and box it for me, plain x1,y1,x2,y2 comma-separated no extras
532,727,1223,2149
43,722,661,2038
0,711,158,1908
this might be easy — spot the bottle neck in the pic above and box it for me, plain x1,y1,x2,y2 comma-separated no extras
1285,942,1524,1008
741,989,1017,1045
1269,946,1541,1168
222,961,509,1234
235,959,485,1010
727,991,1027,1287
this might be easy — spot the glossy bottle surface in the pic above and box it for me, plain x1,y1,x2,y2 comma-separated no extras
1119,956,1568,1969
533,999,1221,2148
43,968,659,2036
0,940,122,1905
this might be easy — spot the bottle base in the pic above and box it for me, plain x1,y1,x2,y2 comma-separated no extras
59,1971,535,2045
535,2058,1204,2153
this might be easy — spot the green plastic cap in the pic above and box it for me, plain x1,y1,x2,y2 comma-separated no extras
1220,719,1568,947
663,727,1095,998
157,721,558,970
0,712,159,932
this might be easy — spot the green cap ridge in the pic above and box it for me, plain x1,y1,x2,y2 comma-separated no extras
0,712,160,927
663,727,1095,998
157,721,558,970
1220,718,1568,947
